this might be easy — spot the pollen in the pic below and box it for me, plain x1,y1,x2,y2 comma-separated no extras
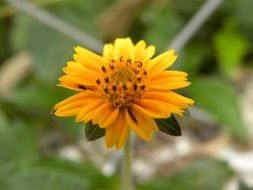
96,58,147,108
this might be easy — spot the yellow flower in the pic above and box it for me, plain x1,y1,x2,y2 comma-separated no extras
54,38,194,150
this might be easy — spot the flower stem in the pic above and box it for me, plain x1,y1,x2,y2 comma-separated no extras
122,132,134,190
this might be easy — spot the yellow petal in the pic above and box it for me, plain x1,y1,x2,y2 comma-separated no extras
148,81,191,90
146,49,177,73
57,83,82,91
116,115,129,150
105,111,124,148
146,71,190,90
75,100,106,122
59,75,93,86
144,91,194,108
73,54,102,73
55,100,90,115
147,71,188,81
92,102,112,124
101,107,120,128
82,111,95,122
63,61,98,79
103,43,114,60
54,91,102,110
131,106,159,132
75,46,106,64
57,83,96,92
112,38,134,60
134,40,146,60
73,46,107,72
54,91,104,119
62,68,97,82
142,45,156,62
92,102,119,128
55,108,81,117
133,99,183,118
60,60,97,92
134,40,155,62
125,108,157,141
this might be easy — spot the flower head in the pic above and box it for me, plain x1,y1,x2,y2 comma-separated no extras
54,38,194,150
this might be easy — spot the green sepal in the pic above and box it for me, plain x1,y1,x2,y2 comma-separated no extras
84,121,105,141
156,115,182,136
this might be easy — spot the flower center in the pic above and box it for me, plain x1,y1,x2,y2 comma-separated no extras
96,57,147,108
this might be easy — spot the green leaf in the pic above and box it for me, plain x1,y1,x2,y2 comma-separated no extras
156,115,181,136
144,6,184,52
181,41,211,77
143,1,202,52
85,121,105,141
239,181,252,190
223,0,253,37
11,0,110,84
5,80,70,110
213,19,249,76
0,121,38,167
138,159,234,190
36,158,119,190
0,110,9,129
0,157,119,190
1,167,89,190
0,121,118,190
190,75,247,140
2,78,81,137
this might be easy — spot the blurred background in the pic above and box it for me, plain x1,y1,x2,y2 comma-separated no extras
0,0,253,189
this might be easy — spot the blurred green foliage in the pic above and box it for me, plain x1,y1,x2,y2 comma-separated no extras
0,115,119,190
138,159,233,190
1,0,253,189
190,76,246,140
239,181,253,190
213,19,249,76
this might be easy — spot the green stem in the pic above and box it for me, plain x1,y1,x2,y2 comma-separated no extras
122,132,134,190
